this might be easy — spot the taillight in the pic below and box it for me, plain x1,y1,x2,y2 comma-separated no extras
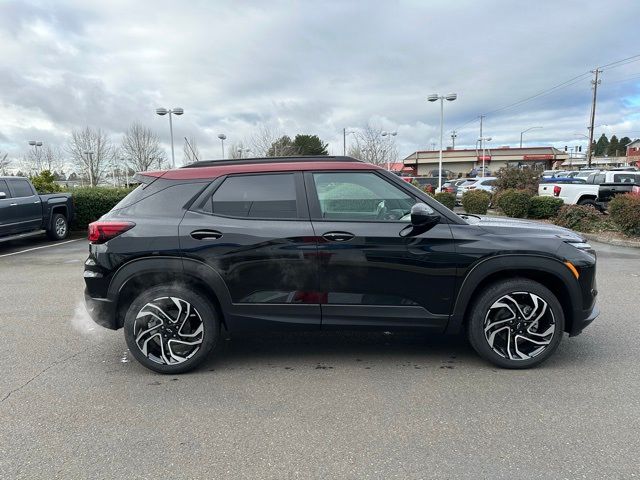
88,221,135,244
553,185,561,197
632,186,640,196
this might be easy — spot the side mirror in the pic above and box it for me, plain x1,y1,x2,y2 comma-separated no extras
0,191,6,200
400,203,440,237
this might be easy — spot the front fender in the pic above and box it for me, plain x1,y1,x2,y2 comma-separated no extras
445,254,581,334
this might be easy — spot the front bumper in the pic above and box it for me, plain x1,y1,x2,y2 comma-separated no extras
569,304,600,336
84,289,119,330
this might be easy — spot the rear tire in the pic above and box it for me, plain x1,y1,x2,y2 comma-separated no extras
124,285,220,374
47,213,68,240
577,198,597,208
467,279,564,369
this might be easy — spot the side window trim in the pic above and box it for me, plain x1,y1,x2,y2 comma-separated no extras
191,171,309,221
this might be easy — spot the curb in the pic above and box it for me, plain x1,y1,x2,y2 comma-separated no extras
581,232,640,249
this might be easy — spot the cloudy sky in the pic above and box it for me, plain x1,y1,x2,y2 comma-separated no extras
1,0,639,168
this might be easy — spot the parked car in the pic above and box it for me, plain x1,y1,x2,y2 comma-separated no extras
441,178,467,194
538,170,639,207
0,176,74,243
456,177,497,203
84,156,598,373
596,172,640,210
426,169,455,179
402,176,440,192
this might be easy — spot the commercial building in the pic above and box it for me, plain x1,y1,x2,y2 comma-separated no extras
403,146,570,176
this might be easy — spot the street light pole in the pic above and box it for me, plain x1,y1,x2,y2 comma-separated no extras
218,134,227,159
155,107,184,168
428,93,457,192
28,140,43,174
381,131,397,171
478,137,492,178
519,126,543,148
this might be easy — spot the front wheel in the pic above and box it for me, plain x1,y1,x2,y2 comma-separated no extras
124,285,220,374
467,279,564,369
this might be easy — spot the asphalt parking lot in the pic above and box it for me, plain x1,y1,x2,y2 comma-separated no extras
1,236,639,479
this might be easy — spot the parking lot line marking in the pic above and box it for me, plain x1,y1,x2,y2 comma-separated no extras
0,239,83,258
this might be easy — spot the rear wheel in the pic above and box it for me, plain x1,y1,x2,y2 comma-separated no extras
124,285,219,374
577,198,597,208
47,213,68,240
467,279,564,369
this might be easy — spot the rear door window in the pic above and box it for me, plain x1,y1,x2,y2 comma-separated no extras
210,173,299,219
613,173,639,183
9,179,34,197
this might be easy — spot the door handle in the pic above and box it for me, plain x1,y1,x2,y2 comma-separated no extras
322,231,354,242
190,229,223,240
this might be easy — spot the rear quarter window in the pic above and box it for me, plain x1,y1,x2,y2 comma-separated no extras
613,173,639,183
112,181,207,217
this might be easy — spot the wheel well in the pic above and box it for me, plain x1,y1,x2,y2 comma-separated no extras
51,205,68,218
461,269,574,333
114,271,226,330
577,195,596,203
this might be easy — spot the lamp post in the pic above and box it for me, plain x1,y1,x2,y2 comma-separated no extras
83,150,94,186
237,147,251,158
343,128,356,155
155,107,184,168
381,131,397,171
478,137,492,178
427,93,457,192
28,141,43,174
519,126,543,148
218,134,227,159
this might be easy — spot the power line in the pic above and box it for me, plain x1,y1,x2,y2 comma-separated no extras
600,53,640,70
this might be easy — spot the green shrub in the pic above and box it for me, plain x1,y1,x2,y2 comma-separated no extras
434,192,455,210
496,189,532,218
528,196,564,219
462,190,491,214
30,170,63,194
608,193,640,236
494,167,540,195
553,205,602,232
71,187,133,229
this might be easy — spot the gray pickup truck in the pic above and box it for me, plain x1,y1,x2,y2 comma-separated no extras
0,176,74,243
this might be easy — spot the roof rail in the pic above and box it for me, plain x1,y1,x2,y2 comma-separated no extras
181,155,361,168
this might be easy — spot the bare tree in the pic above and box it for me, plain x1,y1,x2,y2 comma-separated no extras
347,123,398,167
67,127,115,187
246,123,282,157
41,145,64,173
229,141,254,159
0,153,10,175
183,136,200,164
121,123,167,172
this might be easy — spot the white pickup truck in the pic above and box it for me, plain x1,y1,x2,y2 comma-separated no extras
538,170,637,207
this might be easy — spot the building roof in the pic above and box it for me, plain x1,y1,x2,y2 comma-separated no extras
626,139,640,148
404,146,567,161
141,158,380,180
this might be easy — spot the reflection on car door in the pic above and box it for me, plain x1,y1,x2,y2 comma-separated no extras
304,170,457,331
7,179,42,233
0,179,14,236
179,172,321,330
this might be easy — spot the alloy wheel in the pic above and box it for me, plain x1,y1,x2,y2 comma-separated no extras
133,296,204,365
55,217,67,237
483,291,556,361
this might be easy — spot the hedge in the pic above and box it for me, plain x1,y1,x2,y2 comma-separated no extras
497,189,531,218
462,190,491,214
528,196,564,219
434,192,455,210
71,187,133,229
553,205,602,233
608,193,640,236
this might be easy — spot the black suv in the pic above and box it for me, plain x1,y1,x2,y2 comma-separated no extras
84,156,599,373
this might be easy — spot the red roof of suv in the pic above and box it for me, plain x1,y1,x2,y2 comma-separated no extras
141,157,380,180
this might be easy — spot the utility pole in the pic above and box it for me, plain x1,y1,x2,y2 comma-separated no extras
479,115,485,140
343,128,346,156
586,68,601,168
451,130,457,150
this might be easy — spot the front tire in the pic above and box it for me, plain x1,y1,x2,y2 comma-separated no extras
47,213,68,240
467,279,564,369
124,285,220,374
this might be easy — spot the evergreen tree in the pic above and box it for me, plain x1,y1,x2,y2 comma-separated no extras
293,134,328,155
619,136,632,154
267,135,298,157
607,135,619,157
594,133,609,156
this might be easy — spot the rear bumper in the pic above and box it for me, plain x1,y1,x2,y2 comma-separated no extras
84,289,119,330
569,304,599,337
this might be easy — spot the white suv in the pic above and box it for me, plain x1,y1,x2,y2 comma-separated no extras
456,177,497,203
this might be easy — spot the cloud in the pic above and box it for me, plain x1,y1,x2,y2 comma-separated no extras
0,0,639,166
